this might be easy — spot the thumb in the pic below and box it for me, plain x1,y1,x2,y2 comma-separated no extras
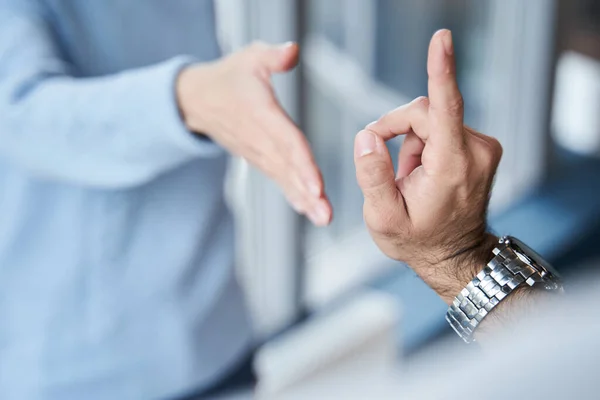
260,42,300,73
354,130,399,209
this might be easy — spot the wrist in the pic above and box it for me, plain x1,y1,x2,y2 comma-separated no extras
176,64,213,136
417,233,499,305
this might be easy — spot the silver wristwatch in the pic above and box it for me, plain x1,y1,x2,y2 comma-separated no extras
446,236,563,343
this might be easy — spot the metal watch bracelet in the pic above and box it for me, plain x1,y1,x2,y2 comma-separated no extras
446,237,549,343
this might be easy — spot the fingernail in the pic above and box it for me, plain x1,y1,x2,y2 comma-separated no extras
441,30,453,55
282,41,296,49
355,130,377,158
308,204,329,226
307,210,320,225
315,204,329,224
366,120,378,128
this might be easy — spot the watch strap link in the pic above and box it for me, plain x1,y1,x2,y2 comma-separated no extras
446,242,540,343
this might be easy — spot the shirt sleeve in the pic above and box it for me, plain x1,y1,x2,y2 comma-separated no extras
0,2,224,189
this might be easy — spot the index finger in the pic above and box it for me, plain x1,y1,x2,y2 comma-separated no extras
427,29,465,151
265,108,323,192
263,107,333,223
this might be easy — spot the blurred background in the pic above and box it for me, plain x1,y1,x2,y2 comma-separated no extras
3,0,600,398
212,0,600,392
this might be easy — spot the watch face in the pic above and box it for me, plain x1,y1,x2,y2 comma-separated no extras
507,236,562,280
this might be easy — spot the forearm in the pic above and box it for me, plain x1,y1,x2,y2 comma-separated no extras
0,5,223,188
0,58,226,188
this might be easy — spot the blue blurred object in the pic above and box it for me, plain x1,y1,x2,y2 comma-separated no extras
0,1,252,399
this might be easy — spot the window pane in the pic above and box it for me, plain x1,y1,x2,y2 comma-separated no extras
375,0,490,127
304,82,344,250
306,0,345,49
305,81,404,253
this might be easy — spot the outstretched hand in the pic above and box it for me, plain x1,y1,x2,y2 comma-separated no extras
178,42,332,226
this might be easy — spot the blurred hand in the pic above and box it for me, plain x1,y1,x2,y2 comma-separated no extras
177,42,331,226
353,30,503,299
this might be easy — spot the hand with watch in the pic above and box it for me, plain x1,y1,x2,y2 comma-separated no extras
353,29,563,344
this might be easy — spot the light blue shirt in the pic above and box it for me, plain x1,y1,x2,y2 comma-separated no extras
0,1,253,399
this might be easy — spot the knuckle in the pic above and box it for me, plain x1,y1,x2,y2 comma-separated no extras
438,96,465,118
479,137,503,171
481,152,496,173
410,98,430,123
412,96,430,108
489,136,504,161
382,97,428,122
448,96,465,116
410,96,430,115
